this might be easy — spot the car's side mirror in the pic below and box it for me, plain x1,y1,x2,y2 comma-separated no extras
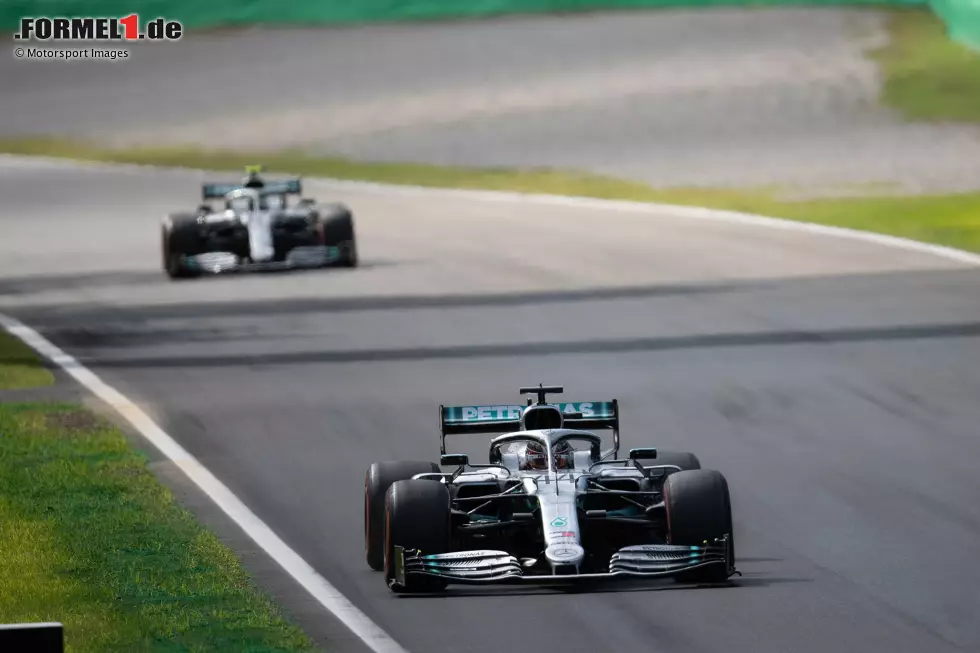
441,454,469,467
629,448,658,460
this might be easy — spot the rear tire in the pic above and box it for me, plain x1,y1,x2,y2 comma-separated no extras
318,204,357,267
384,479,451,593
364,461,440,571
650,451,701,476
664,469,734,584
161,213,202,279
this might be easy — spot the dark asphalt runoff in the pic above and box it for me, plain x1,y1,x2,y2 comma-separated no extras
2,159,980,653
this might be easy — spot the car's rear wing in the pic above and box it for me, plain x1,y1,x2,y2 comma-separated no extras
201,179,302,200
439,400,619,455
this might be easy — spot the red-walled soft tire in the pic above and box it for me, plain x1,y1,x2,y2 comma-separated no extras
384,479,451,593
364,461,439,571
664,469,735,583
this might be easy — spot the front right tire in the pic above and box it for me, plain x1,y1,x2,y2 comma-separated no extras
384,479,451,593
364,461,440,571
161,213,202,279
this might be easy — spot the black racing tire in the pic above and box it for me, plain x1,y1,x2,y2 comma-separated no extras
364,461,440,571
384,479,451,593
650,451,701,475
664,469,735,584
161,213,202,279
318,203,357,267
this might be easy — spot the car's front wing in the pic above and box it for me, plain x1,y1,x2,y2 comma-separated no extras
184,246,343,274
391,536,734,587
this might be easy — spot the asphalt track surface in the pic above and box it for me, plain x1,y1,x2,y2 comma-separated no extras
4,8,980,193
2,158,980,653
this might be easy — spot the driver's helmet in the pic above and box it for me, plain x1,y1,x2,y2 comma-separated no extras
519,440,575,470
242,166,264,189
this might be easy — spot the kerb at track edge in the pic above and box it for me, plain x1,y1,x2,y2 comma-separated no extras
0,312,410,653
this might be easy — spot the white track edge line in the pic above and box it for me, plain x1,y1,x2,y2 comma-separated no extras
0,312,409,653
2,153,979,266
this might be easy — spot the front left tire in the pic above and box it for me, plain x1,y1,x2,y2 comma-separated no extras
663,469,735,584
318,204,357,267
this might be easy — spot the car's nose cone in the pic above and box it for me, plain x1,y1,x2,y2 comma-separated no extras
545,543,585,567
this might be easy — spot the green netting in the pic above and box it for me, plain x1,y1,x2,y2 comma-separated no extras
930,0,980,49
0,1,927,31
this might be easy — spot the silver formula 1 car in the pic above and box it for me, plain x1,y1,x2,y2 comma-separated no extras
364,385,737,593
161,166,357,279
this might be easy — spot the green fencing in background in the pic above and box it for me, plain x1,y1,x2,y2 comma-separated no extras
0,0,926,30
930,0,980,49
0,1,976,50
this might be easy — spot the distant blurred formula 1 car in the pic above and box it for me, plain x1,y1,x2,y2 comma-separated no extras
160,166,357,279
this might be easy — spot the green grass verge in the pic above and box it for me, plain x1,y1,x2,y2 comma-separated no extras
0,330,54,390
0,402,318,652
2,137,979,254
870,8,980,122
